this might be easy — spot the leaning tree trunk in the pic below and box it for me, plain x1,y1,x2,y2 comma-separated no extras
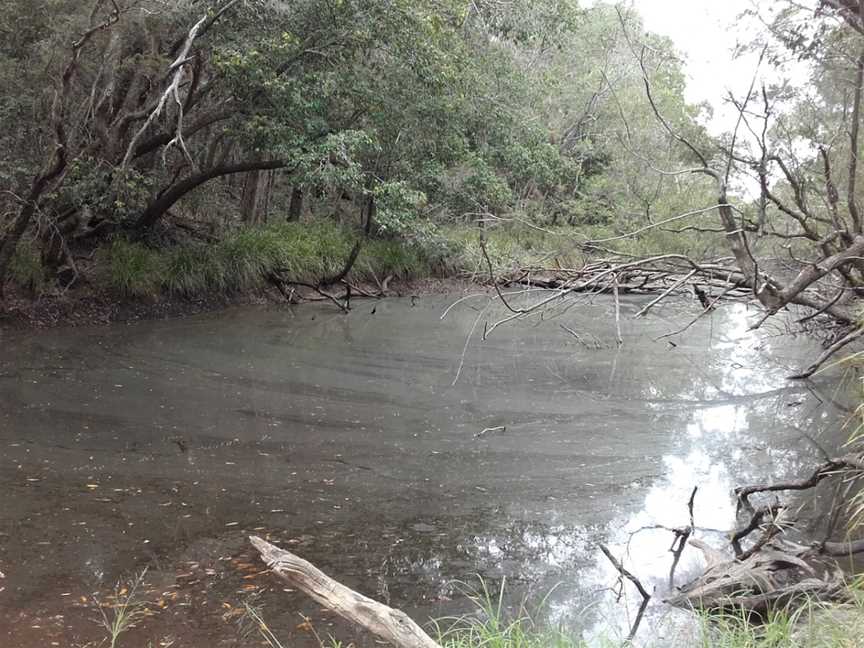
135,159,292,229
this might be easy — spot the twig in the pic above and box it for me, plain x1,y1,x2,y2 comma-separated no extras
668,486,697,589
788,326,864,379
613,274,623,346
321,240,362,286
599,544,651,642
735,454,864,514
635,270,698,318
451,304,488,386
731,504,786,558
474,425,506,439
480,236,526,315
654,281,738,341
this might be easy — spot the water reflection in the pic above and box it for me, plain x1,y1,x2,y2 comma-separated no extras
0,297,853,647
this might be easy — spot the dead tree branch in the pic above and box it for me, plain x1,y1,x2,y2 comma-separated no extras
250,536,442,648
735,454,864,514
121,0,241,171
599,544,651,642
668,486,697,589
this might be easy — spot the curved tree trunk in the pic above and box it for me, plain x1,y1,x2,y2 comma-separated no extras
135,159,293,229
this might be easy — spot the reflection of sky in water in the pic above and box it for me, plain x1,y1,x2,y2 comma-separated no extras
366,299,854,646
511,303,846,645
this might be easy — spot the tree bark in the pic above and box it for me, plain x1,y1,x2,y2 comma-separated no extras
240,168,263,224
288,186,303,222
364,194,376,234
250,536,442,648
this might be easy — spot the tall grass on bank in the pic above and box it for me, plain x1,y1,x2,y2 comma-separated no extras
91,216,730,299
97,221,436,298
433,579,594,648
12,216,724,298
696,591,864,648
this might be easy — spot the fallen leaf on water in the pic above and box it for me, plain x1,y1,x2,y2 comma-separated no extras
86,484,99,490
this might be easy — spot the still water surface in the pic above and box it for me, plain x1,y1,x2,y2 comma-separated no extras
0,294,852,646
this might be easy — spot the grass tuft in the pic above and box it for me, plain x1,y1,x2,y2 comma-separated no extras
98,239,164,298
95,569,150,648
9,239,45,294
434,579,590,648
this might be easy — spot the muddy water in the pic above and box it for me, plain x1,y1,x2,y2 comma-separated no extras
0,294,853,647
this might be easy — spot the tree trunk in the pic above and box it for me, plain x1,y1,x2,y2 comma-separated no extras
288,186,303,222
261,170,276,223
364,194,376,234
135,159,292,229
240,168,263,224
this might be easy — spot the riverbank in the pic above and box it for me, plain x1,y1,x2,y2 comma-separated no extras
0,219,717,329
0,276,481,328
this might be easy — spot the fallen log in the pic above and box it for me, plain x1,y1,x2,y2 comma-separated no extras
666,539,848,614
249,536,443,648
668,454,864,614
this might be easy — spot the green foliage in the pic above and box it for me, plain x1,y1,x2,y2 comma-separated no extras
65,160,153,224
373,181,428,236
0,0,732,293
449,158,515,217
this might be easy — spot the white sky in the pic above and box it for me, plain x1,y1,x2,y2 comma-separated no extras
622,0,810,134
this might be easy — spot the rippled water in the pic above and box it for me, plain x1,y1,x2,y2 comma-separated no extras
0,293,852,646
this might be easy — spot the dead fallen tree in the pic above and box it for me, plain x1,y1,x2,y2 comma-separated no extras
250,535,443,648
667,537,849,614
666,453,864,614
474,247,861,378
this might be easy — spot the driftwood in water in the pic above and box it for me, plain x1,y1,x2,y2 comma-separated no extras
250,536,443,648
667,454,864,614
667,538,848,613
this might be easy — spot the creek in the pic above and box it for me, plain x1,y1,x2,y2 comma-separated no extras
0,294,852,646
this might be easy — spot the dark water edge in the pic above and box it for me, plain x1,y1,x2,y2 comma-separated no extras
0,293,854,647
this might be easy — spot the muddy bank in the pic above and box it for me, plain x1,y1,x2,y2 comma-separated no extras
0,277,479,329
0,294,854,647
